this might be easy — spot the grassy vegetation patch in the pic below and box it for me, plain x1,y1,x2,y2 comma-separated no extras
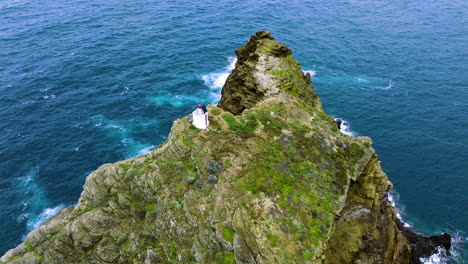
262,43,275,54
301,249,313,260
221,225,235,244
210,107,222,116
116,233,128,245
266,233,279,247
213,251,235,264
229,116,348,247
145,203,156,214
221,112,258,136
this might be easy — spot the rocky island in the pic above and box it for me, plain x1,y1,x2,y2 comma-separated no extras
1,31,451,264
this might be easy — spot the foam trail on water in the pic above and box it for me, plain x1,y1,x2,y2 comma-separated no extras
16,168,47,225
334,117,355,136
90,115,157,158
317,74,394,91
151,94,207,108
15,168,64,234
201,56,237,103
382,81,394,90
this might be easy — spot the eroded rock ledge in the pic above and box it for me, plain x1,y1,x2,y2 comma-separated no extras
1,31,450,264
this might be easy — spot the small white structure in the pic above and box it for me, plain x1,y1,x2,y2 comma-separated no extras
192,105,209,129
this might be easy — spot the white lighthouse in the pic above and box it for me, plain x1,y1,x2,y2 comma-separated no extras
192,104,209,129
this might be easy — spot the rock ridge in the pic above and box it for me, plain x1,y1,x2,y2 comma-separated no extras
218,30,317,115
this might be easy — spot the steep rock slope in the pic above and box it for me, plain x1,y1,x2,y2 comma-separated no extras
1,31,450,264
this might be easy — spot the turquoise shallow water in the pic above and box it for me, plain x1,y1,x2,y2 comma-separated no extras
0,0,466,261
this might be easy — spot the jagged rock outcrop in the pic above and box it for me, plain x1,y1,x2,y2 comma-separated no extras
218,31,318,115
1,31,450,264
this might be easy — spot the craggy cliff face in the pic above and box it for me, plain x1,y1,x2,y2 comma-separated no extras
1,31,449,264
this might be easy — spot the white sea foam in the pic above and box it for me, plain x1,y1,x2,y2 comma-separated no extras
27,204,66,231
373,80,394,90
419,247,450,264
358,76,394,90
107,124,126,131
90,115,158,158
120,86,129,95
201,56,237,103
382,81,394,90
387,192,412,228
389,191,465,264
43,94,56,99
202,72,230,89
16,170,45,225
121,138,129,146
302,70,317,77
16,212,28,222
136,145,156,156
334,117,355,136
15,168,67,235
21,100,36,105
322,75,394,91
446,231,466,264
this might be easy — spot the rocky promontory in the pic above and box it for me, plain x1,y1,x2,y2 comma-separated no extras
1,31,450,264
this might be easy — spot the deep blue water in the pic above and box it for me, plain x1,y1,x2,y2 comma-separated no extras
0,0,466,261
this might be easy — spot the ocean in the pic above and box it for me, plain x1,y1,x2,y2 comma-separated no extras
0,0,466,262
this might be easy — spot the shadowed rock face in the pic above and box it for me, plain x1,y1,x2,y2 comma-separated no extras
1,31,450,264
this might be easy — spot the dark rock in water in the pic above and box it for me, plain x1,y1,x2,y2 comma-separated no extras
335,119,342,129
396,219,451,263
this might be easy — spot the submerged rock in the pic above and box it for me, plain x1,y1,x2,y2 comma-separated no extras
1,31,450,264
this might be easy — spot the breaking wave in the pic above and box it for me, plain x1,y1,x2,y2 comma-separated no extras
302,70,317,77
201,56,237,102
15,168,66,235
27,204,66,231
334,117,354,136
388,191,412,228
389,191,466,264
419,231,465,264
